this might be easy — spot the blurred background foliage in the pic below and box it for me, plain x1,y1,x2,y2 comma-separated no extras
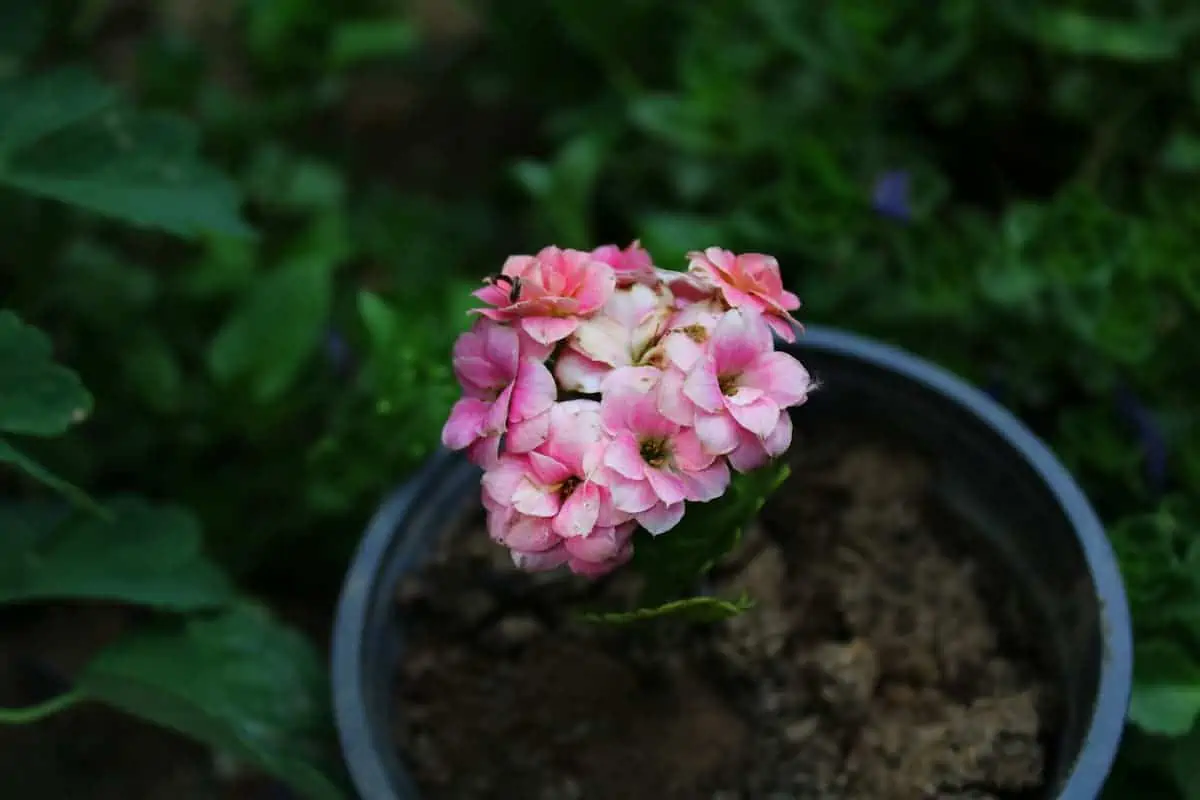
0,0,1198,797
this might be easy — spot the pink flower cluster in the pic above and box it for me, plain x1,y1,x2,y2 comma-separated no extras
441,243,812,577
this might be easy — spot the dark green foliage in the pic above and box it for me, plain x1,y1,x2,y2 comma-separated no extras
0,0,1196,795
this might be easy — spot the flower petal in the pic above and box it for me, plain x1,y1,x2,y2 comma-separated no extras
683,360,724,413
507,412,550,453
608,474,658,513
645,467,688,506
727,428,769,473
671,427,716,471
710,309,771,373
527,450,572,485
682,459,731,502
554,347,610,394
503,515,561,552
510,358,557,421
575,260,617,314
481,456,530,505
762,410,793,457
743,352,811,407
627,390,678,439
467,434,502,469
573,316,632,368
512,477,561,518
563,525,626,562
656,367,694,426
441,397,490,450
521,316,580,345
511,544,569,573
553,481,602,538
693,411,740,455
727,397,780,438
603,435,646,480
483,322,521,376
636,502,686,535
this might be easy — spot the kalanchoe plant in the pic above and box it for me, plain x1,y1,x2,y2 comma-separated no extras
441,243,813,619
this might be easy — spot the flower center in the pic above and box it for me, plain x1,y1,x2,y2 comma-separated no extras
718,373,740,396
680,324,708,344
559,475,581,499
639,437,670,468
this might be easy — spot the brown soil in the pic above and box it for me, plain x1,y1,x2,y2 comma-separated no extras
392,430,1059,800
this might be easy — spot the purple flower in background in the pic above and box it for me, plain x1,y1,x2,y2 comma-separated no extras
871,169,912,222
1114,383,1168,494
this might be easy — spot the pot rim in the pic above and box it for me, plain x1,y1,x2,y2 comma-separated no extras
331,323,1133,800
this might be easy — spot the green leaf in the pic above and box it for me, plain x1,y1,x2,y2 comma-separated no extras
579,593,754,624
1162,131,1200,174
1029,11,1179,62
0,497,234,610
77,604,350,800
0,438,102,513
0,310,91,436
329,20,418,67
631,461,790,606
0,68,251,238
1130,639,1200,736
357,290,400,351
207,219,345,402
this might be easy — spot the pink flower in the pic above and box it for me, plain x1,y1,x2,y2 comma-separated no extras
482,399,630,546
441,319,556,467
473,246,617,344
683,309,811,468
505,522,636,577
686,247,802,342
599,374,731,534
554,282,673,393
591,240,658,288
652,299,725,373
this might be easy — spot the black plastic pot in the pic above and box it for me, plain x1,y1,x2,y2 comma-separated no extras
332,325,1133,800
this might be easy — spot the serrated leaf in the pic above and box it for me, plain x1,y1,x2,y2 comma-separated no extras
1129,639,1200,737
579,593,754,624
207,220,345,402
0,496,234,610
0,309,91,436
0,68,250,238
77,604,350,800
631,461,790,606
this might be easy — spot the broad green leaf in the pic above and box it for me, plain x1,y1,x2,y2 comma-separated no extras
0,496,233,610
0,438,102,513
579,593,754,624
0,68,250,238
1129,640,1200,736
357,290,400,351
1029,11,1179,62
78,604,350,800
0,68,115,153
631,461,790,606
207,219,346,402
0,310,91,436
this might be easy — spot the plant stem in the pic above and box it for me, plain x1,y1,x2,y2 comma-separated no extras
0,689,84,724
